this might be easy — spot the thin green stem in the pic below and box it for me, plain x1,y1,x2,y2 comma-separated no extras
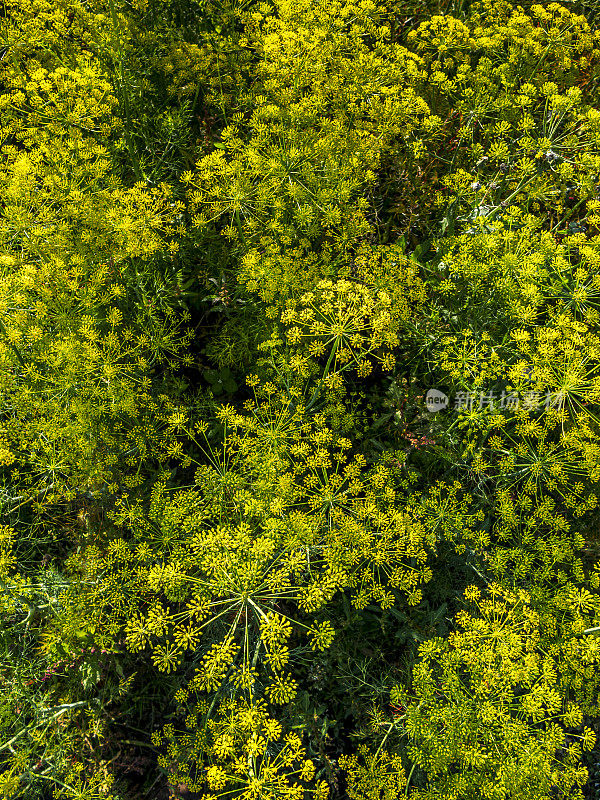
405,761,417,797
107,0,145,182
304,338,340,414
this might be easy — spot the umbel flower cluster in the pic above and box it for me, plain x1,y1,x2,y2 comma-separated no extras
2,0,600,798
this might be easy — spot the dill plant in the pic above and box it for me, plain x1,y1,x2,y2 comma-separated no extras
2,0,600,798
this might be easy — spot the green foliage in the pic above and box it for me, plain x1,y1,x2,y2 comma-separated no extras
2,0,600,797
